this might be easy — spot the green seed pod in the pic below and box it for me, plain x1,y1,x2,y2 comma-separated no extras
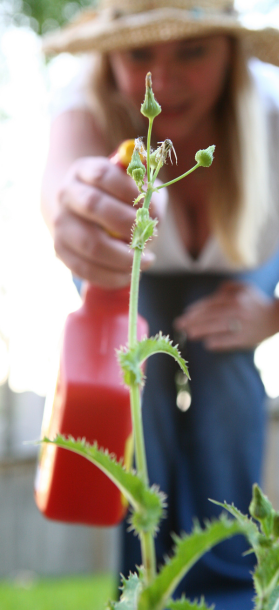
249,484,273,521
132,167,145,189
195,145,215,167
141,72,161,120
127,148,146,182
136,208,149,224
131,208,157,250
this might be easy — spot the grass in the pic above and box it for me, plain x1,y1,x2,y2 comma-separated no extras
0,573,117,610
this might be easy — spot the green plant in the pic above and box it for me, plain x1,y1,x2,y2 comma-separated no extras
41,73,279,610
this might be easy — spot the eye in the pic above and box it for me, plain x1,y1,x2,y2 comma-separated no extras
177,44,207,61
126,47,153,63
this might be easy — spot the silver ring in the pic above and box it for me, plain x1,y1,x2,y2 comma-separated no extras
228,318,242,333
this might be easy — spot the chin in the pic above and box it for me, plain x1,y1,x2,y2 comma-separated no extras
154,105,200,140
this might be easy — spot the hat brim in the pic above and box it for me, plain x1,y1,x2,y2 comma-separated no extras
42,7,279,68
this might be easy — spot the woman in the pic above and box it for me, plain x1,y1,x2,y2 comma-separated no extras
41,1,279,608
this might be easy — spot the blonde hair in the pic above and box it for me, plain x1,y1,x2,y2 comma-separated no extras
86,39,269,267
86,53,145,150
212,38,269,266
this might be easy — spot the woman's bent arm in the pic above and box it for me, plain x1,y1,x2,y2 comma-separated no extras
41,109,156,287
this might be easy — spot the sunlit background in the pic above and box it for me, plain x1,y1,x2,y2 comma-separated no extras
0,0,279,583
0,26,81,397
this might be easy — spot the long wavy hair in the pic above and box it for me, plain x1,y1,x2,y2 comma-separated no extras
85,38,269,267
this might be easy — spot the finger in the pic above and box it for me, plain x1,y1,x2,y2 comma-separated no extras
54,210,156,279
76,157,139,204
55,242,132,289
217,280,245,293
204,332,247,351
55,213,134,273
185,316,238,340
56,210,156,271
174,303,239,331
177,295,232,321
59,178,137,241
181,281,248,317
189,292,239,312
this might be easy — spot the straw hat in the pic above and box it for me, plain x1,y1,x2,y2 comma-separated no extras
43,0,279,67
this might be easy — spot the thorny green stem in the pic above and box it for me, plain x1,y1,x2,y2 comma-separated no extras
146,118,153,182
128,253,157,584
128,117,157,584
129,383,156,583
142,530,157,583
143,186,153,210
129,382,148,484
127,110,203,585
128,249,148,485
128,248,142,350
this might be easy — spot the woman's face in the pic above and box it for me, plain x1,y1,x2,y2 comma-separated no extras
109,36,232,142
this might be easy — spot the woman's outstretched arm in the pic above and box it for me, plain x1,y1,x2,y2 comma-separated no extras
41,109,157,287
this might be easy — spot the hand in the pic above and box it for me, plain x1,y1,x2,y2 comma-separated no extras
52,156,165,288
173,280,279,351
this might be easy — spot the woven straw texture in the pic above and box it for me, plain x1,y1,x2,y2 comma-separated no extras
42,1,279,68
101,0,234,12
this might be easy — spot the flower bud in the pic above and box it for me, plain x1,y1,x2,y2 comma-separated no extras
136,208,149,223
195,145,215,167
141,72,161,120
131,208,157,250
127,148,146,188
249,484,273,521
132,168,145,189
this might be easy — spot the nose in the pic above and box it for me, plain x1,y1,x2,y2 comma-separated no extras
150,62,176,95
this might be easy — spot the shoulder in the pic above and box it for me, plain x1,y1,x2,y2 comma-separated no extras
48,55,95,119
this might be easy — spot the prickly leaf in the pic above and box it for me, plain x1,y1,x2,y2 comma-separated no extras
138,517,243,610
107,573,143,610
266,585,279,610
118,333,189,387
210,499,259,551
167,596,214,610
41,435,164,535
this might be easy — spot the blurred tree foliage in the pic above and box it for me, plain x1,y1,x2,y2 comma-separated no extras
1,0,97,35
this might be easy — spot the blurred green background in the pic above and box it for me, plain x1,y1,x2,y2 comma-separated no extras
1,0,94,35
0,574,116,610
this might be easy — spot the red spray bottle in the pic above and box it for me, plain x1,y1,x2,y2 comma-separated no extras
34,141,148,526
